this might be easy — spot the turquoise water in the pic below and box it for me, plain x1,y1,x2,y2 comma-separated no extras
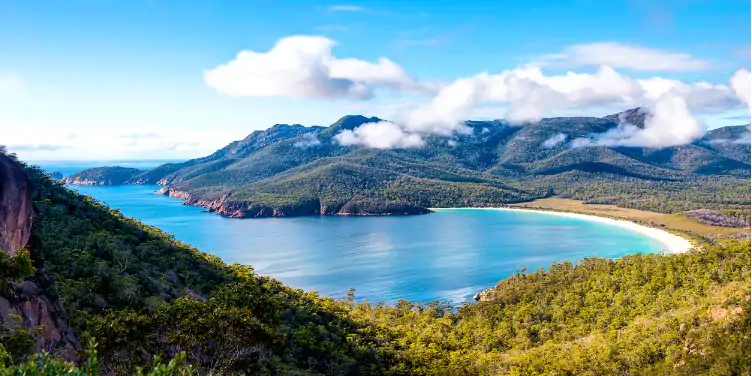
38,162,666,304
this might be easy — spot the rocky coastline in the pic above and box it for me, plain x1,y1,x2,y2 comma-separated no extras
60,166,143,186
156,187,432,218
59,177,107,186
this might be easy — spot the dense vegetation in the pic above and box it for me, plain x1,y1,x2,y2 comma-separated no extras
26,163,235,331
61,166,144,186
64,111,751,219
531,173,751,218
1,154,749,374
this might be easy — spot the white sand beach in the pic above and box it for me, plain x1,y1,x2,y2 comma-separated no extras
430,207,694,254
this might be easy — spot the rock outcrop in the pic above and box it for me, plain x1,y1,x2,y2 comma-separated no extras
0,153,78,357
0,154,33,257
473,288,495,302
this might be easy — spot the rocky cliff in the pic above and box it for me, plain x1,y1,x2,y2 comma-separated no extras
0,155,33,257
0,153,78,357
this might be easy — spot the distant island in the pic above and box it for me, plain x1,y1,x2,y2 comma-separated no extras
64,109,751,219
60,166,142,185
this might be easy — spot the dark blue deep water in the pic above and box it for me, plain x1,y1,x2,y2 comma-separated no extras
37,161,666,304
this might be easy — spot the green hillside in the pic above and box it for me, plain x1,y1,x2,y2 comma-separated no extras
61,166,144,186
64,110,751,219
1,151,750,375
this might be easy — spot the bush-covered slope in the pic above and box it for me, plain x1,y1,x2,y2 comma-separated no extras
1,153,749,375
60,166,143,186
26,164,235,330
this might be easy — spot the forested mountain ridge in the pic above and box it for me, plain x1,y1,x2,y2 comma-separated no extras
2,151,750,374
63,109,751,218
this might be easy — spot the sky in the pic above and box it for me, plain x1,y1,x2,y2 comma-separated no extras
0,0,750,160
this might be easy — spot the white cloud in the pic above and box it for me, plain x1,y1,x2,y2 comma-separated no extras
396,66,648,136
7,144,65,152
293,133,322,148
119,132,163,140
571,94,704,148
396,76,482,134
542,133,567,148
334,121,424,148
327,5,365,12
637,77,736,111
205,37,748,150
732,133,750,144
384,66,744,149
707,134,751,145
536,42,713,71
117,132,165,146
205,36,424,100
730,69,750,107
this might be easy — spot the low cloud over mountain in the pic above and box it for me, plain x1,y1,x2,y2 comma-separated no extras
205,36,751,149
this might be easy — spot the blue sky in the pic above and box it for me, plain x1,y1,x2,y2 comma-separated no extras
0,0,749,160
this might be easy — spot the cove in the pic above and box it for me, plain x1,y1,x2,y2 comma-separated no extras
64,183,666,304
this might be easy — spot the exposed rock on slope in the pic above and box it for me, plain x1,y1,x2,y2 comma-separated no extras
0,153,78,356
0,154,33,257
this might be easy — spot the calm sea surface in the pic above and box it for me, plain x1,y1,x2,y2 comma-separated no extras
37,161,666,304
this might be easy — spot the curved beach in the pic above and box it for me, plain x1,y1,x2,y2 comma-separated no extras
431,207,694,254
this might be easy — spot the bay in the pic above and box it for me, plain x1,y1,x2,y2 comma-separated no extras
37,162,666,304
41,161,663,303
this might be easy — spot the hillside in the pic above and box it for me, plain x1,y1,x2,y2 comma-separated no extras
1,152,749,375
64,109,751,219
61,166,143,186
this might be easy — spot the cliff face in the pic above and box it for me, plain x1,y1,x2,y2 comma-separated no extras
0,154,33,257
0,154,78,356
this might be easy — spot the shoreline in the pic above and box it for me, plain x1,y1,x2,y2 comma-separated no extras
430,207,694,254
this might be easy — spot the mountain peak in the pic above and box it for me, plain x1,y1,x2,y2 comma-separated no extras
603,107,646,128
334,114,383,127
322,115,383,135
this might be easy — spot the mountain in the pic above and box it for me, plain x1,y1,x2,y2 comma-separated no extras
2,151,750,374
697,125,751,165
64,109,751,218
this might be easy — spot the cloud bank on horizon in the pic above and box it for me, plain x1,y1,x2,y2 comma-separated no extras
533,43,714,72
205,35,751,149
